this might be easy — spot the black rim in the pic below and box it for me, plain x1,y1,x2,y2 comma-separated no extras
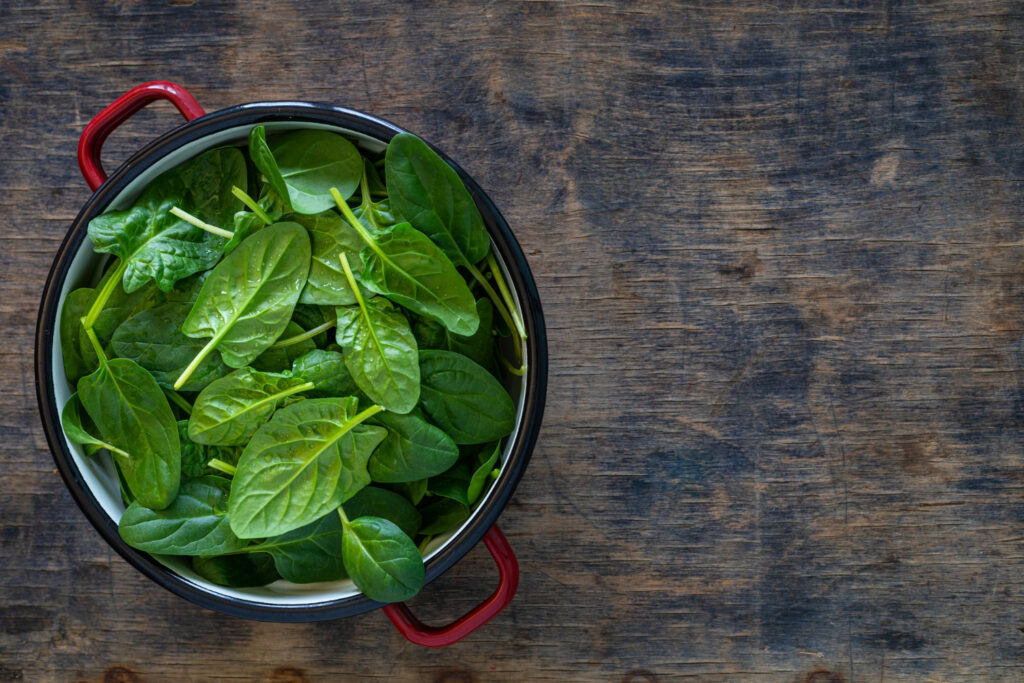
34,102,548,622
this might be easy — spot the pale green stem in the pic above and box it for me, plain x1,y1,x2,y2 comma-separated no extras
163,388,192,415
207,459,237,477
417,536,434,554
498,354,525,377
82,323,108,367
465,262,523,366
486,251,527,340
82,259,128,330
337,505,351,527
173,335,220,390
231,186,272,225
269,318,337,349
332,187,386,260
170,206,234,239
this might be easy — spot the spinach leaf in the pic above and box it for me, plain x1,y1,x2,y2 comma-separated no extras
118,476,248,556
368,411,458,482
78,357,180,509
335,292,420,414
467,442,501,505
342,486,422,538
270,130,363,213
291,348,359,398
417,497,470,536
112,302,230,392
293,212,364,306
333,192,479,335
252,321,316,372
387,478,428,506
60,288,96,384
88,148,246,293
188,367,314,446
61,393,125,458
413,298,495,373
340,515,424,603
178,421,240,479
246,512,347,583
91,277,165,346
357,222,479,336
178,221,311,386
192,552,280,588
428,460,472,507
229,398,386,539
418,350,515,444
385,132,489,266
248,126,290,208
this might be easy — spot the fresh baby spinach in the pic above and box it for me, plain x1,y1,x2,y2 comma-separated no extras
58,124,527,602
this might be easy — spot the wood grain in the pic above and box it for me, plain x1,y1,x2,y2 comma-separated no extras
3,0,1024,680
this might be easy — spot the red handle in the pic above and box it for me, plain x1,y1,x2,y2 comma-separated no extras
382,524,519,647
78,81,205,191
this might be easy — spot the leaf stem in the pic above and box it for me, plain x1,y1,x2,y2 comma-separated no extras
231,186,272,225
465,262,523,365
170,206,234,240
358,168,382,232
486,252,527,340
417,535,434,554
269,318,337,349
163,388,193,415
173,335,220,390
498,353,525,377
332,187,386,261
82,259,128,330
82,323,108,367
207,459,237,477
337,505,350,528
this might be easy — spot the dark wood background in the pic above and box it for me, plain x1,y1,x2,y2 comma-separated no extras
3,0,1024,680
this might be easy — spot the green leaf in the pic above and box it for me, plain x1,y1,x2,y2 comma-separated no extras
270,130,363,214
385,133,489,266
229,398,386,539
293,212,364,305
336,297,420,414
358,222,479,336
61,393,125,457
341,516,424,602
413,298,496,374
91,277,165,346
88,148,246,293
188,367,313,446
418,350,515,445
247,512,347,583
60,287,96,384
78,358,180,509
428,460,472,506
417,497,470,536
252,321,316,372
112,302,230,392
182,221,311,370
467,442,500,505
291,349,359,398
342,486,422,538
118,476,248,555
368,411,458,483
178,421,240,479
385,479,428,506
192,552,280,588
249,126,291,208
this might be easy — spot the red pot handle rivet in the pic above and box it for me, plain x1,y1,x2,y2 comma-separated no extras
382,524,519,647
78,81,206,191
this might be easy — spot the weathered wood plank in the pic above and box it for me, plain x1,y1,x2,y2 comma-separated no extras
2,0,1024,680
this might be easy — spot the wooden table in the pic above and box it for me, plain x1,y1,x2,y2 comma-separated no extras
3,1,1024,680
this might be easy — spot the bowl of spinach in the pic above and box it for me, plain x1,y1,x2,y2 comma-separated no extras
35,82,546,644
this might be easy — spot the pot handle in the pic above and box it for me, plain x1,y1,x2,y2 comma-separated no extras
381,524,519,647
78,81,206,191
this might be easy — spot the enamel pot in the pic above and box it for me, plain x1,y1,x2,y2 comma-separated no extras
34,82,546,647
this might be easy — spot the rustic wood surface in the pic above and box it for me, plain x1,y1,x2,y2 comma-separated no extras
2,0,1024,680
